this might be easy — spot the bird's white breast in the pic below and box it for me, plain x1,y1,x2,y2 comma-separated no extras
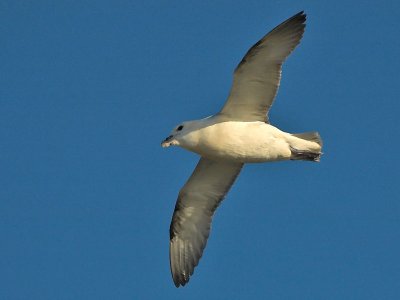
182,121,292,163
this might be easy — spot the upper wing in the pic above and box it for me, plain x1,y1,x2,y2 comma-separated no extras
169,157,243,287
219,11,306,123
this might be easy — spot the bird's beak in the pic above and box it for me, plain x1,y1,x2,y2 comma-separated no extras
161,135,174,148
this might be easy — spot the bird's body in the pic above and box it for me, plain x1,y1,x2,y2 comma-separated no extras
165,117,321,163
161,11,323,287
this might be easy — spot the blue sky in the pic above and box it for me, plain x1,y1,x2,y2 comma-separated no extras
1,1,400,299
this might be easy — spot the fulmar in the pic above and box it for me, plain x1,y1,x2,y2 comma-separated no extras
161,11,323,287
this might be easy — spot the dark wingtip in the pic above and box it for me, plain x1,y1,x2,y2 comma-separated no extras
173,275,190,288
173,280,182,288
292,10,307,22
287,11,306,25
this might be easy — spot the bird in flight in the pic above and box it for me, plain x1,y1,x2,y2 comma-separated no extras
161,11,322,287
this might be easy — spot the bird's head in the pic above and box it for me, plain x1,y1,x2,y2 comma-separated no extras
161,121,192,148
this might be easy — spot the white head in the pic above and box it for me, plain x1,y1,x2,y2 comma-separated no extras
161,121,198,149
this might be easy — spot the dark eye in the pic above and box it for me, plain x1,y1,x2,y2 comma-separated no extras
177,125,183,131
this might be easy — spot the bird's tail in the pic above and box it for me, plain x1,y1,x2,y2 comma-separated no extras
290,131,323,162
292,131,323,147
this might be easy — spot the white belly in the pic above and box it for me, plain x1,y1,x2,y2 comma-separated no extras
184,121,293,163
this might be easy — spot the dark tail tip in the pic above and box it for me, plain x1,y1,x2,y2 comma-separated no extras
290,147,321,162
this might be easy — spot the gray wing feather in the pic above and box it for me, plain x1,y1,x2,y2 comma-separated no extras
169,157,243,287
219,11,306,122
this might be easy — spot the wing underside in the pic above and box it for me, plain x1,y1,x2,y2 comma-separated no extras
169,157,243,287
219,11,306,122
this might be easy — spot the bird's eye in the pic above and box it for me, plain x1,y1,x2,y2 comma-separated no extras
177,125,184,131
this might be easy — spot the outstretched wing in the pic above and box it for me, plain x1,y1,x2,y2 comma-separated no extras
219,11,306,123
169,157,243,287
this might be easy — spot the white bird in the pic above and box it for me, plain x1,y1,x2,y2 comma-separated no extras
161,11,322,287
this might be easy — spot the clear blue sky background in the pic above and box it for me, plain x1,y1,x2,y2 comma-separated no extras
1,1,400,299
